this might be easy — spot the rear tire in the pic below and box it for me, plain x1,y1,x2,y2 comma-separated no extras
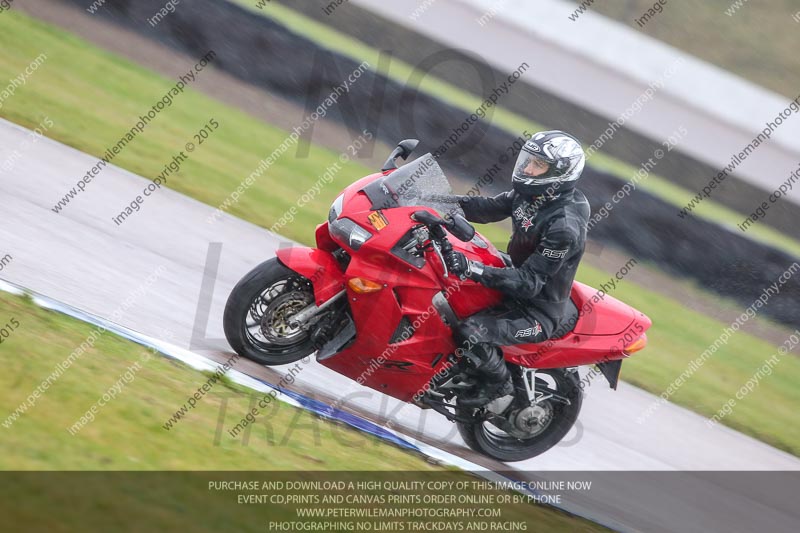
223,258,318,366
456,368,582,462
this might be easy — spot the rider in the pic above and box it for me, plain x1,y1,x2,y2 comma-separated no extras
444,130,590,407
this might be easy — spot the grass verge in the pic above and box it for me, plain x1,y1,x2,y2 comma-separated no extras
583,0,800,100
0,291,608,531
478,222,800,455
233,0,800,260
0,291,436,470
0,11,798,455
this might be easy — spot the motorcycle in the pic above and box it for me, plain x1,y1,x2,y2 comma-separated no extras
223,140,652,461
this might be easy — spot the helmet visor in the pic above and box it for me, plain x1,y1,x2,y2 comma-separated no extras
513,152,552,183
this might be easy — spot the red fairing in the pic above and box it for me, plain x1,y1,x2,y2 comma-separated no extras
444,235,505,318
315,222,339,252
276,247,345,305
502,283,653,368
283,167,652,403
571,281,636,335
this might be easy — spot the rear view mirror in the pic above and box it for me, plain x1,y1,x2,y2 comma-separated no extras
411,210,442,226
444,214,475,242
382,139,420,171
412,210,474,242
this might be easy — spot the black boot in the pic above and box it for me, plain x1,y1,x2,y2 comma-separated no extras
459,344,514,408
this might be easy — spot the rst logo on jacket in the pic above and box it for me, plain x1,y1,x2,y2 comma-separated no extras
541,248,568,259
513,204,538,232
514,322,543,338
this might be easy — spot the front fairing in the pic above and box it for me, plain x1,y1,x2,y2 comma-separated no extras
327,159,504,292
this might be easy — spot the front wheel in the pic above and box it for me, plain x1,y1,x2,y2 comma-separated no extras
223,258,318,365
456,368,582,462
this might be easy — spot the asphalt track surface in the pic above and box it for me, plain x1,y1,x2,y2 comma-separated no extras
352,0,800,208
1,119,799,532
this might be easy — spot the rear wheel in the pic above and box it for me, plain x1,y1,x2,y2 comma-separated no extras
456,368,582,462
223,259,318,365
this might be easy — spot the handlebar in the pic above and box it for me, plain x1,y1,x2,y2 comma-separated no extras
411,210,457,278
411,209,475,242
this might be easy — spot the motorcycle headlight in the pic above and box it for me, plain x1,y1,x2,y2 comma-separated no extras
329,218,373,250
328,193,344,224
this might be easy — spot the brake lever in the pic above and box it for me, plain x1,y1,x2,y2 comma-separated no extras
430,240,449,278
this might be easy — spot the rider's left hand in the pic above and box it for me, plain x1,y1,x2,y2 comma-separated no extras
446,251,470,276
446,251,485,280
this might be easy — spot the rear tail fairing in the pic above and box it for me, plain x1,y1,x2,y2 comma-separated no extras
504,282,652,369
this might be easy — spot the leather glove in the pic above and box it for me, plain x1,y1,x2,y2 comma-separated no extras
446,251,485,280
446,251,469,275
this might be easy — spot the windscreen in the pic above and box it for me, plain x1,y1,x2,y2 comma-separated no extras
362,153,465,218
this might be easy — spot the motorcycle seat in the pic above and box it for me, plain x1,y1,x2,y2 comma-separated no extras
554,298,580,338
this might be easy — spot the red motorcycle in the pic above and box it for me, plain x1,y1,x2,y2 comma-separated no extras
224,140,652,461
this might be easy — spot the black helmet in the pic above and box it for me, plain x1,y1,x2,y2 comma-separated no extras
512,130,585,197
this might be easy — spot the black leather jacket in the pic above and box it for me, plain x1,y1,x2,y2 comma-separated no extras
457,189,590,323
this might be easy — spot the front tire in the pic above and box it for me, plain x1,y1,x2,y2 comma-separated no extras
456,368,582,462
223,258,318,365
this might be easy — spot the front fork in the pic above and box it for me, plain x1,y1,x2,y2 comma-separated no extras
276,246,353,357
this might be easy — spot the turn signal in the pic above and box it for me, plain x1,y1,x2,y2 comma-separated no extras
347,278,383,294
623,333,648,354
